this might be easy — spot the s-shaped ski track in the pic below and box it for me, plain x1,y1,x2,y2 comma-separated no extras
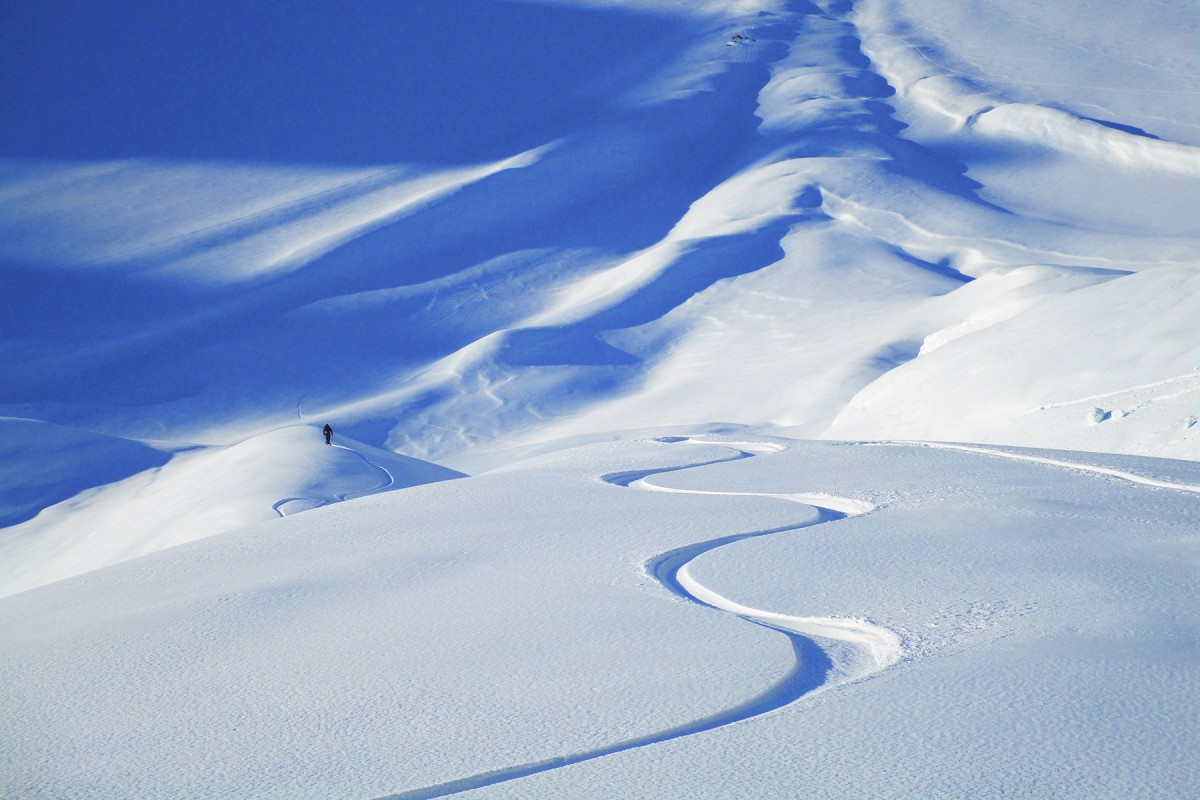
373,437,900,800
272,444,396,517
630,438,900,681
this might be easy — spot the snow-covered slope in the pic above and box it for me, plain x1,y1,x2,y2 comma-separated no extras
0,426,463,598
3,436,1196,798
0,417,170,528
2,1,1198,796
2,0,1196,466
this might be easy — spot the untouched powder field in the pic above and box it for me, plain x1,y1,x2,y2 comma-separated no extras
1,0,1198,798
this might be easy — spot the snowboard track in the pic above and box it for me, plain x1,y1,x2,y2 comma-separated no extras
890,440,1200,494
332,443,396,501
373,437,899,800
271,443,396,518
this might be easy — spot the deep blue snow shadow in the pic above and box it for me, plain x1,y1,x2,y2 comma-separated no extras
1077,115,1162,140
0,0,692,164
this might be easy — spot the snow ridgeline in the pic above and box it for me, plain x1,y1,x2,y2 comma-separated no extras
854,0,1200,174
3,0,1196,468
448,0,1200,462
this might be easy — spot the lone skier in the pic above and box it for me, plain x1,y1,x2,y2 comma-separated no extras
323,423,333,445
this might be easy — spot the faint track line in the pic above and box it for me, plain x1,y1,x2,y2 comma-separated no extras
893,441,1200,494
271,441,397,517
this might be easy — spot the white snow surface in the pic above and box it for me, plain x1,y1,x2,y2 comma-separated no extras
0,425,463,598
2,0,1199,797
2,437,1197,798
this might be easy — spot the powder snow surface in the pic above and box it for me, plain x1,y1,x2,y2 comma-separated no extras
2,437,1197,798
1,0,1198,797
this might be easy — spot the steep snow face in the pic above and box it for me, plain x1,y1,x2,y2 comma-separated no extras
1,0,1196,463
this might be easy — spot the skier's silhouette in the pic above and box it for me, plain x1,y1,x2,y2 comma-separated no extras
323,423,332,445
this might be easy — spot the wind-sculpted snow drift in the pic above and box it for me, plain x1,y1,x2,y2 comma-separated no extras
1,0,1196,467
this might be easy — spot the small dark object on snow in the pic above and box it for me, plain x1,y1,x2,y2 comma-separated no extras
323,423,333,445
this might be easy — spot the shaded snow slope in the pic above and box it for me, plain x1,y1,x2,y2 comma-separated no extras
0,417,170,528
1,0,1195,470
2,436,1195,798
0,426,463,598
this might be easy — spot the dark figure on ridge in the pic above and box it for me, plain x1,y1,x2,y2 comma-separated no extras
323,423,333,446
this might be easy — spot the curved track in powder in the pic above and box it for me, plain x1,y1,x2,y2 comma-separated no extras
373,437,899,800
894,441,1200,494
331,443,396,502
272,443,396,518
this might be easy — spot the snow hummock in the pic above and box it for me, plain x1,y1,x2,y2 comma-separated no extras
0,426,462,598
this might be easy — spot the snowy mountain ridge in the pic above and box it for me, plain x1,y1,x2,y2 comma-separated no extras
3,0,1197,466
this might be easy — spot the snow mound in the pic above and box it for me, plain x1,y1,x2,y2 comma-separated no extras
0,425,463,597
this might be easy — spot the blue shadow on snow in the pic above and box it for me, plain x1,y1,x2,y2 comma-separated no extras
0,0,691,165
